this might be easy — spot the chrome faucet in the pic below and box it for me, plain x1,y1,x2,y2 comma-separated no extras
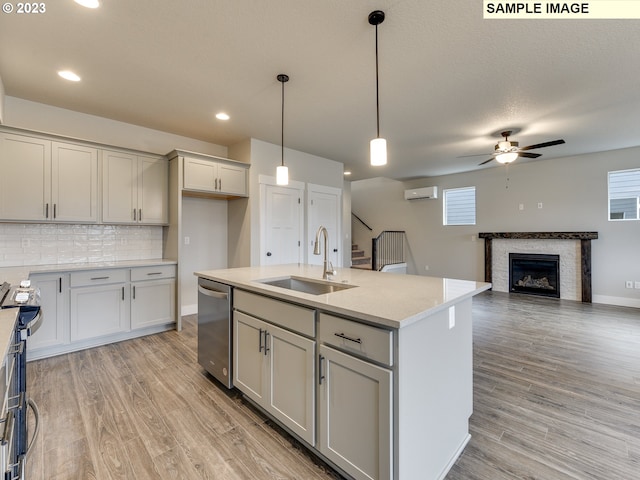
313,226,336,280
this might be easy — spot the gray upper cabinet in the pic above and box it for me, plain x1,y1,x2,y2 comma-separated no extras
183,155,248,197
102,149,168,224
0,132,98,222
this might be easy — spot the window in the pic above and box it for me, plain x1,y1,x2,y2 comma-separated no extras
444,186,476,225
608,169,640,221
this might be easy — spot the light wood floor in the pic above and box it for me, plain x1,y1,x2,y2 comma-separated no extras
26,291,640,479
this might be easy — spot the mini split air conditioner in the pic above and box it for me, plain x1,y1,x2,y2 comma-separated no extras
404,186,437,200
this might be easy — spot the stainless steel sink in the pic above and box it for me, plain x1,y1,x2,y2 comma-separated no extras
257,276,357,295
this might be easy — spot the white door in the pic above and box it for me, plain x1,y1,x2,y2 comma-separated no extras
308,184,342,268
262,182,303,265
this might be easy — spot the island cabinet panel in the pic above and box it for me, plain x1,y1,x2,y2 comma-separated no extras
318,344,393,480
319,313,393,367
233,306,316,445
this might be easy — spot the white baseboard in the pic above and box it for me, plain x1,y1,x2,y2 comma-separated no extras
592,295,640,309
181,303,197,316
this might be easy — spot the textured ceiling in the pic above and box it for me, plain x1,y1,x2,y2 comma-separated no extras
1,0,639,180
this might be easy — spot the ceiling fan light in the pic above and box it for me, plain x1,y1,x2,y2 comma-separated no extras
497,140,511,151
370,137,387,166
496,152,518,164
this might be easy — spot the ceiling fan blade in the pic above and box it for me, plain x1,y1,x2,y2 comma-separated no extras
457,153,494,158
479,158,494,165
519,139,565,151
518,152,542,159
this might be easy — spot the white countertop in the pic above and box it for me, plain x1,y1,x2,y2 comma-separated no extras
195,264,491,329
0,259,177,285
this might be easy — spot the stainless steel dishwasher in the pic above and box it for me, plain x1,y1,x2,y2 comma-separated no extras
197,278,233,388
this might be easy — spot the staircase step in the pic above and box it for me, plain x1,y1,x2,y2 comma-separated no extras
351,263,372,270
351,249,365,258
352,244,359,251
351,256,372,266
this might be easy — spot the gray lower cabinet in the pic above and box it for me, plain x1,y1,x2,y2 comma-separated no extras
233,310,316,445
233,290,316,445
318,344,392,480
27,273,69,350
70,270,130,342
318,312,393,480
28,264,176,360
131,265,176,329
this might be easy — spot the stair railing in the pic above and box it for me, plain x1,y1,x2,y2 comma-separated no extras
351,212,373,231
372,231,406,271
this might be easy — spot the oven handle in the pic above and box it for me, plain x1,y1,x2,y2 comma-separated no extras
26,399,40,461
198,285,229,300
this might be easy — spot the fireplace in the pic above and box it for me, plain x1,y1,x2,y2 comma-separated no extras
509,253,560,298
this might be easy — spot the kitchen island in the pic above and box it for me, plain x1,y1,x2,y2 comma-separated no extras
195,264,491,480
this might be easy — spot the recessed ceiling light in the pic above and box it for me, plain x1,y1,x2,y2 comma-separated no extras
74,0,100,8
215,112,230,121
58,70,81,82
344,171,352,176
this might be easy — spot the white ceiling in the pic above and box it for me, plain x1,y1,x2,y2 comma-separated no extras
1,0,639,181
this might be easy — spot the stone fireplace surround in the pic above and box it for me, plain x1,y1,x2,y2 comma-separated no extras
478,232,598,303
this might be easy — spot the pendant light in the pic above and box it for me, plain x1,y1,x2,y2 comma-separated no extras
369,10,386,166
276,74,289,185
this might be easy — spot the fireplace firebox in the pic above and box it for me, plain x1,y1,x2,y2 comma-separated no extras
509,253,560,298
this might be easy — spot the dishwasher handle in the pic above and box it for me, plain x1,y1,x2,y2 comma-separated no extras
198,285,229,300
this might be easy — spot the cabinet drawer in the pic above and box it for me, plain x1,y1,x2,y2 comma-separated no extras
234,289,315,337
131,264,176,281
70,269,127,287
319,313,393,367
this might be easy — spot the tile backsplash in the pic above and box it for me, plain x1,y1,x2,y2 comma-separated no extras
0,223,163,267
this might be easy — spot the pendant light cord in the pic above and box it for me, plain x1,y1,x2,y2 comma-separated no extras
281,78,285,167
375,22,380,138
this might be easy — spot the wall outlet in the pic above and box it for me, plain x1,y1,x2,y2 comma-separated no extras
425,265,429,271
448,306,455,329
184,236,190,245
635,281,640,289
519,203,524,211
626,280,633,288
538,202,543,209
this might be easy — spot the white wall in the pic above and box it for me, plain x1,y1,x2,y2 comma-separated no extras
0,75,5,124
230,138,345,267
4,96,228,156
352,147,640,308
180,196,228,313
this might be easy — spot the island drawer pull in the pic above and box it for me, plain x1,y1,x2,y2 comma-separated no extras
334,332,362,344
146,272,163,276
90,276,110,281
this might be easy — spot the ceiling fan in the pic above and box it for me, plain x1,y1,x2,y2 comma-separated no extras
462,131,566,165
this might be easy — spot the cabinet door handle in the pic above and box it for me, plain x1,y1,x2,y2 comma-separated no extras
218,178,222,191
264,331,270,356
45,203,49,219
133,209,137,221
132,285,136,299
58,277,62,293
122,286,125,300
139,209,142,222
259,328,264,353
318,354,325,385
53,204,57,219
215,178,218,190
334,332,362,344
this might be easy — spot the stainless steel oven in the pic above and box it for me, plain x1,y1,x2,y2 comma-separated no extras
1,281,41,480
197,278,232,388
